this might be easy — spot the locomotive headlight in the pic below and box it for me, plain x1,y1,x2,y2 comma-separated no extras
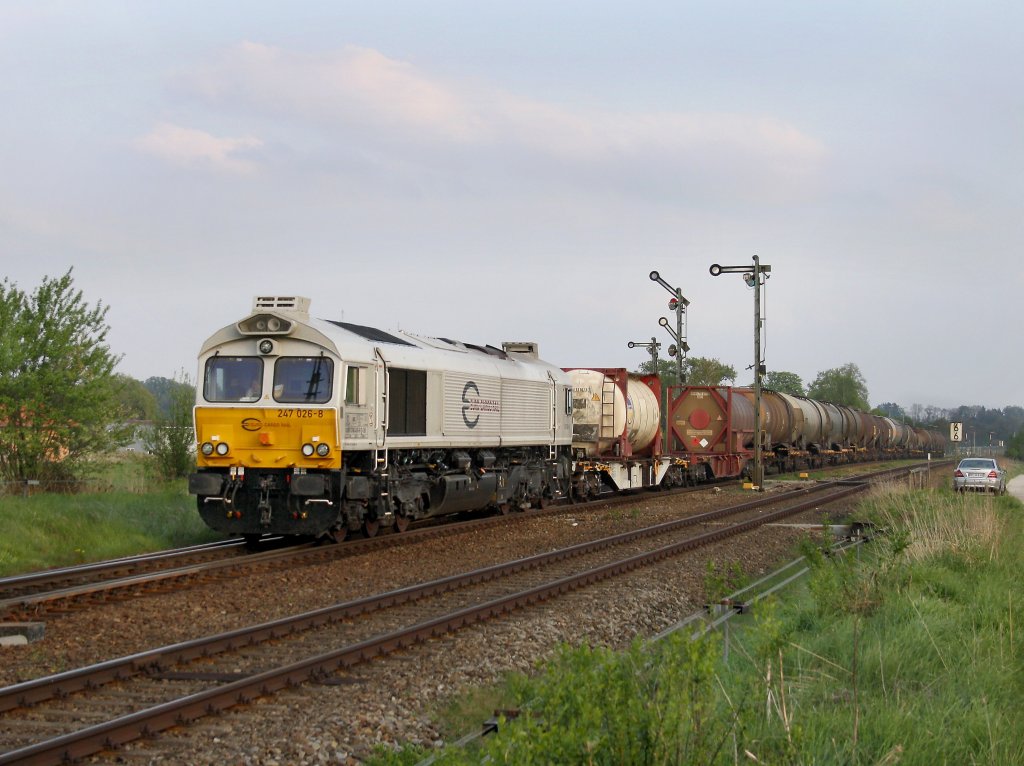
316,443,330,457
215,442,230,456
258,338,275,355
301,443,315,457
201,442,215,456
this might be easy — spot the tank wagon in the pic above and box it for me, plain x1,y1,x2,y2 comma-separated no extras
188,297,574,540
565,368,689,497
668,386,946,480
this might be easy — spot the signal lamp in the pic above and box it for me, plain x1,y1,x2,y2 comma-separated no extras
316,443,330,457
215,442,230,456
301,443,315,457
201,442,215,456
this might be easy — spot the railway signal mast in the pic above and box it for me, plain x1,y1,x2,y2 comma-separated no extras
649,271,690,385
709,255,771,491
627,337,662,373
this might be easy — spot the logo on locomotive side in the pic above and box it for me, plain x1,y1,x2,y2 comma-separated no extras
461,381,499,429
241,418,262,431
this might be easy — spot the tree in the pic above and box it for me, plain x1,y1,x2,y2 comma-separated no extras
764,370,805,396
876,402,906,421
635,359,681,387
1008,430,1024,460
635,356,736,387
143,371,196,479
806,363,870,410
116,374,157,421
684,357,737,386
0,270,129,484
144,375,195,419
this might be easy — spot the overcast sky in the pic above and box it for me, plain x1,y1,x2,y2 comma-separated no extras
2,1,1021,410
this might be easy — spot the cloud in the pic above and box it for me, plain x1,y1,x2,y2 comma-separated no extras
181,42,826,202
134,122,263,174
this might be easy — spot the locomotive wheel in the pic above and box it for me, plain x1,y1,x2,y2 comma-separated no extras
362,518,380,538
394,514,410,533
497,502,511,515
322,526,347,544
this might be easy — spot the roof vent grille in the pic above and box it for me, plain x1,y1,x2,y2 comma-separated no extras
252,296,311,316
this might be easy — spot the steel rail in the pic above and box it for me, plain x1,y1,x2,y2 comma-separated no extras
1,459,941,619
0,477,844,714
0,538,242,590
0,480,871,765
0,479,726,619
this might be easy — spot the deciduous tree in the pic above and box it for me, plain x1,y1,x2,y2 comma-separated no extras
635,357,737,387
764,370,805,396
0,270,129,484
807,363,871,410
143,371,196,479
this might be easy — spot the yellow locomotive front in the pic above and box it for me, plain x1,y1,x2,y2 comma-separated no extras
189,303,346,540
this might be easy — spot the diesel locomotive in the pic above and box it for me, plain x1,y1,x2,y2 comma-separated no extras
188,296,574,541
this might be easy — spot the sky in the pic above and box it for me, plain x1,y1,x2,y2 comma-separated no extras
1,1,1021,411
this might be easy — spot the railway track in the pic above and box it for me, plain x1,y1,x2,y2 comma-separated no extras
0,481,725,621
0,465,919,765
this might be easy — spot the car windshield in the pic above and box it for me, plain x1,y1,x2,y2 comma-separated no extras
273,356,334,403
958,459,996,470
204,356,263,402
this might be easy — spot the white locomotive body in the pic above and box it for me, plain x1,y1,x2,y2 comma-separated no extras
189,297,574,540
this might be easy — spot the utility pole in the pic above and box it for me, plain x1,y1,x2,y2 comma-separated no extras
709,255,771,490
648,271,690,385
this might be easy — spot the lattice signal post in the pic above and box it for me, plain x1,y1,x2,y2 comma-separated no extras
709,256,771,491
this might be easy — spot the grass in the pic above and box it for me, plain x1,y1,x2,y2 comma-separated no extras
370,460,1024,765
0,454,218,576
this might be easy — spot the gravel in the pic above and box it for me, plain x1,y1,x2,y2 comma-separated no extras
0,480,876,764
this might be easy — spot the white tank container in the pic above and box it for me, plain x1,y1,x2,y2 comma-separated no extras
570,369,660,456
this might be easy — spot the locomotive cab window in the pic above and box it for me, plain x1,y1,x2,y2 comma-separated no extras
204,356,264,402
273,357,334,404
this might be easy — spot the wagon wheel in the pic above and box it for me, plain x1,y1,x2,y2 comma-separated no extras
497,502,512,515
362,517,380,538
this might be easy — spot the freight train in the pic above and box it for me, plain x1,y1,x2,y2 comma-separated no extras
188,297,945,541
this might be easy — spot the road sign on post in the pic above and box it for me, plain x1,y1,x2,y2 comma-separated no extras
950,422,963,442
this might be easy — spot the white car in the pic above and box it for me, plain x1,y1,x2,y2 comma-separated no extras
952,458,1006,494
